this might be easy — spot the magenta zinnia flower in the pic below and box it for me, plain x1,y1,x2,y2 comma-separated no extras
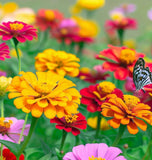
0,117,30,143
63,143,126,160
0,43,10,61
0,21,37,43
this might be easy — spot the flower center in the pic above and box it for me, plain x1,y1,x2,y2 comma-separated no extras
89,156,105,160
119,49,136,65
111,12,124,22
0,118,13,135
98,81,116,95
123,95,140,109
45,10,55,21
65,114,78,123
10,23,24,31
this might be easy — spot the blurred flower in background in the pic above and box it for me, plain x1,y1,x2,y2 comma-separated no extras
63,143,126,160
0,43,10,61
148,8,152,20
50,113,87,136
10,48,22,57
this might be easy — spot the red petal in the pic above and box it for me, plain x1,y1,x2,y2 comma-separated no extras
114,67,129,80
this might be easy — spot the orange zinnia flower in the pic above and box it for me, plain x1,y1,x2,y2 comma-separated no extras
7,71,81,119
101,94,152,134
35,49,80,77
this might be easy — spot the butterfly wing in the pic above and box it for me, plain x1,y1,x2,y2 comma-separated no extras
133,58,152,90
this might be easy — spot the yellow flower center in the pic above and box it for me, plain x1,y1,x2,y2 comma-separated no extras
45,10,55,21
89,156,105,160
123,95,140,109
65,114,78,123
111,12,124,22
98,81,116,95
10,23,24,31
119,49,136,65
0,118,13,135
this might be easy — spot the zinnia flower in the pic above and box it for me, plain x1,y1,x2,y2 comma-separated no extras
0,43,10,61
87,116,110,130
1,148,24,160
50,113,87,136
101,94,152,134
80,81,123,112
0,21,37,43
35,49,80,77
77,65,110,83
113,4,136,14
35,9,63,31
7,71,81,119
96,45,144,80
0,71,6,77
63,143,126,160
0,117,30,143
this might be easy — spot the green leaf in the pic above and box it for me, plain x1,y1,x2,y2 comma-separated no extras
0,140,20,156
39,153,52,160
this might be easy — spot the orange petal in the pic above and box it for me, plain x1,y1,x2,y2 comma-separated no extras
31,104,43,118
121,118,130,125
8,92,22,99
127,121,138,134
114,112,124,119
102,108,114,117
44,105,56,119
14,97,26,109
37,99,48,108
108,118,120,128
133,118,147,131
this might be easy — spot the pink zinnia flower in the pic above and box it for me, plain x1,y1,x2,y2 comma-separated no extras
0,117,30,143
0,21,37,43
0,43,10,61
63,143,126,160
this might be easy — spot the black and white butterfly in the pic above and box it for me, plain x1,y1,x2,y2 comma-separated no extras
133,58,152,91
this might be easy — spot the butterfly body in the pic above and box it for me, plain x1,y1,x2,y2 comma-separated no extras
133,58,152,91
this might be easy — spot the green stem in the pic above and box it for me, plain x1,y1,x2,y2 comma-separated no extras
1,144,3,159
112,124,126,146
60,130,68,151
0,98,4,118
77,42,84,57
117,29,124,46
13,38,21,73
75,135,79,146
17,117,38,159
18,113,29,144
95,112,102,139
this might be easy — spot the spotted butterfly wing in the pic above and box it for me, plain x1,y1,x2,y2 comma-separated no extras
133,58,152,91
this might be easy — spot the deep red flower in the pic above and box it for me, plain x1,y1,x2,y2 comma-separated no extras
50,113,87,136
105,17,137,33
0,43,10,61
96,45,144,80
2,148,24,160
80,81,123,112
0,21,37,43
36,9,63,31
77,65,110,83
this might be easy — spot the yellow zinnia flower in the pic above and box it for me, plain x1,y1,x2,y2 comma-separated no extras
10,48,22,57
73,16,99,38
7,71,81,119
35,49,80,77
77,0,105,10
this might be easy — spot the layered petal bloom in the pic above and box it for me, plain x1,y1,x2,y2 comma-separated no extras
80,81,123,112
7,71,81,119
35,49,80,77
96,45,144,80
0,117,30,143
87,116,110,130
1,148,24,160
0,21,37,43
77,65,110,83
0,43,10,61
63,143,126,160
50,113,87,136
35,9,63,31
101,94,152,134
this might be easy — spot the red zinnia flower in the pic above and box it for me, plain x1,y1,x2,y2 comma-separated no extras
0,43,10,61
80,81,123,112
50,113,87,136
96,45,144,80
0,21,37,43
2,148,24,160
35,9,63,31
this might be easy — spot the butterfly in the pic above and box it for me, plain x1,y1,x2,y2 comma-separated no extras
133,58,152,91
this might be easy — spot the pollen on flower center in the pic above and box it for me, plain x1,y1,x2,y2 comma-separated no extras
119,49,136,65
89,156,106,160
98,81,116,95
0,118,13,134
45,10,55,21
123,95,140,109
10,23,24,31
65,114,78,123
